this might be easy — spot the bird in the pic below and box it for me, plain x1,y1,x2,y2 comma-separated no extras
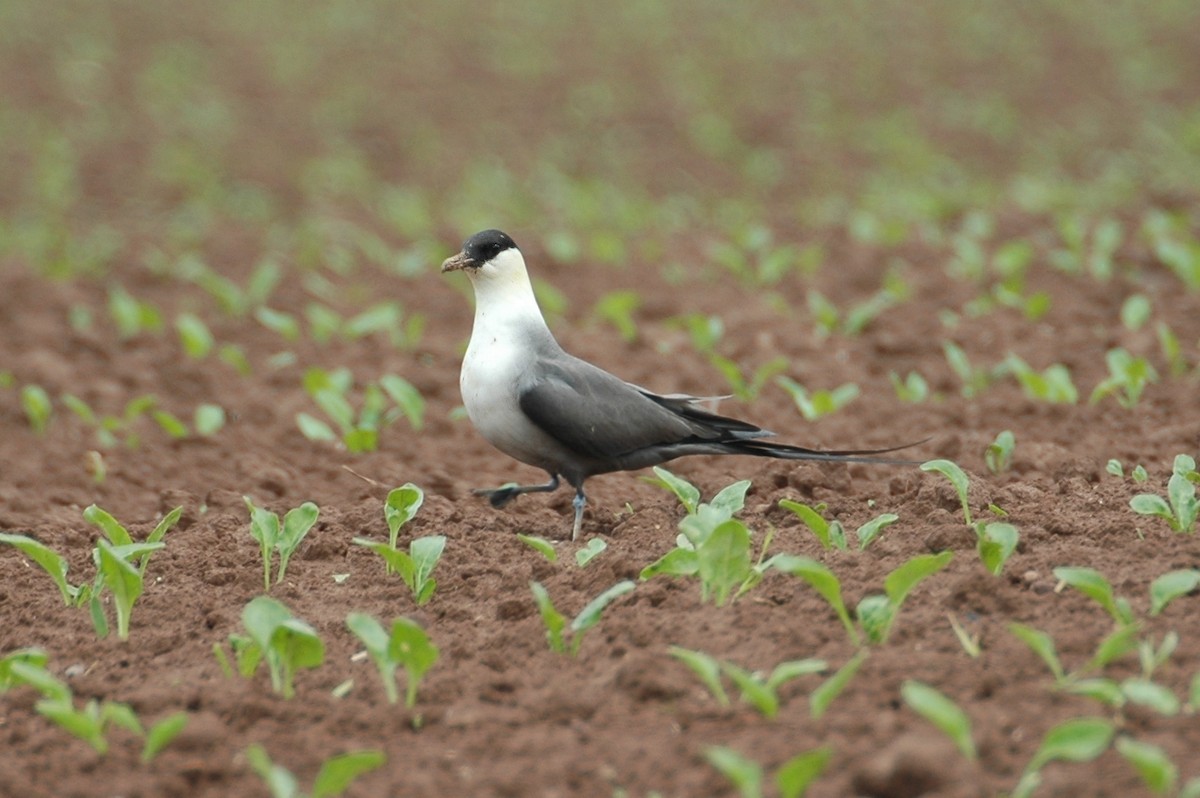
442,228,922,540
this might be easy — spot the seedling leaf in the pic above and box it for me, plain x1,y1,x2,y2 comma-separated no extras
1149,569,1200,616
312,750,387,798
902,680,977,760
245,744,300,798
1009,623,1065,681
696,520,751,605
517,534,558,563
1053,566,1130,625
976,522,1019,575
773,555,859,645
0,533,76,605
574,538,607,567
668,646,730,705
647,466,700,514
276,502,319,584
346,613,398,704
530,582,567,653
569,580,635,650
1115,737,1177,795
142,712,188,763
811,650,867,720
1027,717,1114,773
384,483,424,548
776,746,833,798
705,747,763,798
387,618,439,709
920,460,972,525
855,513,898,550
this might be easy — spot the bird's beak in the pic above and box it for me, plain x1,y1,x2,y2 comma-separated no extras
440,251,475,273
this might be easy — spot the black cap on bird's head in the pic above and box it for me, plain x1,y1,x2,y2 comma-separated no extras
441,229,518,273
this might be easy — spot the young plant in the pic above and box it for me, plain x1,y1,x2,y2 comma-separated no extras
592,290,641,342
296,368,424,451
1130,454,1198,534
1004,354,1079,404
942,341,991,398
853,552,955,644
775,377,860,421
516,534,558,563
1053,566,1135,626
245,497,321,590
901,681,976,761
21,384,53,434
0,534,77,605
530,580,635,656
1089,348,1158,408
778,500,846,550
94,539,160,641
705,745,832,798
985,429,1015,473
574,538,607,567
61,393,157,448
772,556,859,645
245,745,385,798
920,459,973,525
345,613,439,709
975,522,1019,576
224,596,325,699
352,535,445,605
810,650,869,719
669,647,826,718
888,370,930,403
708,354,789,402
383,483,424,551
1012,718,1114,798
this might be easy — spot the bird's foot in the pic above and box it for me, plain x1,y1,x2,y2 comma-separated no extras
472,483,522,508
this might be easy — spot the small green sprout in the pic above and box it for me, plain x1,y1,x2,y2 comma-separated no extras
61,392,158,448
668,647,826,718
21,384,53,434
0,648,50,691
1089,348,1158,408
975,522,1019,576
985,429,1015,474
95,539,160,641
227,596,325,699
384,483,424,552
255,306,302,341
245,745,385,798
1004,354,1078,403
108,284,163,338
1149,569,1200,616
142,712,189,763
708,354,789,401
516,534,557,562
1155,321,1189,377
593,290,641,342
530,580,635,656
352,535,445,604
671,312,724,353
854,513,899,550
810,650,868,720
1115,737,1179,796
175,312,215,358
775,376,860,421
1130,454,1198,534
296,368,424,450
574,538,607,567
772,556,858,644
778,500,846,550
946,613,982,658
901,681,976,761
855,552,954,644
644,466,701,514
888,370,929,403
0,533,77,605
942,341,991,397
705,745,832,798
345,613,439,709
920,459,973,525
245,497,321,590
1119,294,1152,331
1106,459,1124,477
1013,717,1114,798
1053,566,1135,626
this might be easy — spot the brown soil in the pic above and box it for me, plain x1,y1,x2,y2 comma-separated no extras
3,5,1200,798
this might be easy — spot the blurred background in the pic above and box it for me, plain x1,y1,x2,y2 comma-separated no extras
2,0,1199,280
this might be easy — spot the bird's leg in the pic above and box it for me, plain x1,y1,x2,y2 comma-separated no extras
571,486,586,541
473,473,559,508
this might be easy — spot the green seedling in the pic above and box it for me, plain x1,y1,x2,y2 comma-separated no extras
1114,737,1181,796
644,466,701,514
95,539,161,640
902,681,976,761
920,459,973,525
296,369,424,450
383,483,424,551
175,312,215,358
141,712,189,763
668,647,825,718
942,341,991,397
709,354,789,401
947,613,982,658
1149,569,1200,616
1008,623,1138,688
151,403,226,439
1004,354,1078,403
855,552,954,644
225,596,325,699
530,580,635,656
245,745,385,798
175,253,281,316
985,429,1015,473
776,377,859,421
810,650,868,720
1120,294,1152,331
974,521,1019,576
1012,717,1114,798
773,556,858,645
574,538,607,567
642,512,777,607
61,392,157,448
352,535,445,605
888,370,930,403
1053,566,1135,626
593,290,641,342
21,384,53,434
516,534,557,563
0,648,50,691
345,613,439,709
854,513,899,549
1090,348,1158,408
778,500,846,550
705,745,832,798
0,533,77,605
256,306,302,341
670,312,724,354
245,497,320,590
1148,222,1200,290
1156,321,1190,377
1130,454,1198,534
108,284,163,338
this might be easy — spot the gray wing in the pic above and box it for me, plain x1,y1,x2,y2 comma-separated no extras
518,354,766,461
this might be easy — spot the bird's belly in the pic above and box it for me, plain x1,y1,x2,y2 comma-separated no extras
461,337,563,470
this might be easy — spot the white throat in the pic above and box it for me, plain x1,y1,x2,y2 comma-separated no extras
467,247,549,337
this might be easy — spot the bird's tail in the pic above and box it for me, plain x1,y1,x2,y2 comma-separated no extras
725,437,929,465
